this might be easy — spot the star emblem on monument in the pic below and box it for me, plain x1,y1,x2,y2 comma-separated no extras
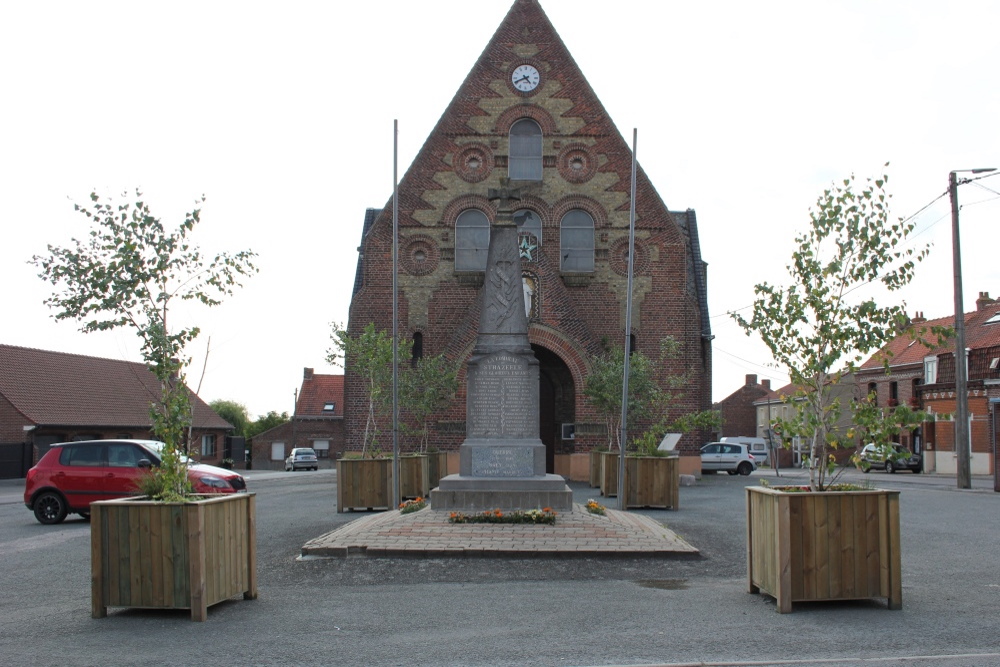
518,234,536,261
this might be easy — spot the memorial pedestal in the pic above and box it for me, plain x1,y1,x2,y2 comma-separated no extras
429,182,573,513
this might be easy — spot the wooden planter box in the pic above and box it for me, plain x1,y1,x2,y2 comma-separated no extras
624,455,679,509
426,451,448,489
746,486,902,613
337,457,393,512
599,451,619,497
599,453,679,509
91,493,257,622
399,455,430,500
589,451,605,488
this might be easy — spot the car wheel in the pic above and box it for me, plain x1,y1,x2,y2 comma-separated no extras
913,467,921,474
885,460,895,474
726,470,737,476
862,466,870,473
33,492,68,525
737,462,753,476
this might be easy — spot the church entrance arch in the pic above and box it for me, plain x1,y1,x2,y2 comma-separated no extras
532,344,575,474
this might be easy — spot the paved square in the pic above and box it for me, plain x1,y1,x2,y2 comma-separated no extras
301,504,699,558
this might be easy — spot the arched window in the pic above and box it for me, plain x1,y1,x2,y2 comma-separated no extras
509,119,542,180
513,209,542,246
560,209,594,272
455,209,490,271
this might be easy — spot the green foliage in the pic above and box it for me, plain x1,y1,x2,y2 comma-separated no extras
32,190,257,501
400,354,459,452
210,399,251,438
732,167,933,490
245,411,290,439
328,322,407,457
584,337,716,453
583,344,661,451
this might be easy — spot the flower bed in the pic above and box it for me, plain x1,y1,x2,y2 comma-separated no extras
399,497,427,514
448,508,557,525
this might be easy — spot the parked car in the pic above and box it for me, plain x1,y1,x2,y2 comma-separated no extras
285,447,319,471
700,442,757,476
720,436,772,466
859,443,922,474
23,439,248,525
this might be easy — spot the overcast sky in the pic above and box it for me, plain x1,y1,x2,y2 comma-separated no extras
2,0,998,419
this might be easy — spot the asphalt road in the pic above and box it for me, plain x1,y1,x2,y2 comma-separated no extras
2,467,999,667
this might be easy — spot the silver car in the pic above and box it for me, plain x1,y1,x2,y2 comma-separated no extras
700,442,757,476
285,447,318,471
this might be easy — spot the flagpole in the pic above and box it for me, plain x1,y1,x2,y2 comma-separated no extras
618,128,638,511
392,119,400,509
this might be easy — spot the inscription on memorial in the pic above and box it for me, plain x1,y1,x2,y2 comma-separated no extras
470,446,535,477
467,352,538,437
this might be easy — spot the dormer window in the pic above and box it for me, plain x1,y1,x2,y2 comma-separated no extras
924,356,938,385
323,402,335,412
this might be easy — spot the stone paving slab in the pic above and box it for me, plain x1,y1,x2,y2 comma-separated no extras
300,503,700,558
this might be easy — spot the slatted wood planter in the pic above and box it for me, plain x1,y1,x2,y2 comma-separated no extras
426,451,449,490
589,450,605,488
624,455,679,510
91,493,257,622
599,451,619,497
399,455,430,500
598,453,679,509
746,486,902,613
337,457,393,512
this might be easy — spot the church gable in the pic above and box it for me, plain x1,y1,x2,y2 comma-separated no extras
347,0,712,459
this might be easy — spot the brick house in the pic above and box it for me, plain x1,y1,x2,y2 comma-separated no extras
0,344,232,478
857,292,1000,475
250,368,344,470
714,374,775,440
345,0,713,478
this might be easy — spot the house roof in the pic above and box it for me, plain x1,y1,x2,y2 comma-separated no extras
295,372,344,418
0,344,231,430
860,294,1000,371
965,304,1000,349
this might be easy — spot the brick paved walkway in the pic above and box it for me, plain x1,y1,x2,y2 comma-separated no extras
301,504,699,558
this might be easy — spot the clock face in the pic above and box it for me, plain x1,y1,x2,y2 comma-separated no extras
511,64,540,92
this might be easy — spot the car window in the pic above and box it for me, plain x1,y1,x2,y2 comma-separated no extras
60,444,105,467
108,443,145,468
701,444,720,454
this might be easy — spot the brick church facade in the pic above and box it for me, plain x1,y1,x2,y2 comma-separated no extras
346,0,712,475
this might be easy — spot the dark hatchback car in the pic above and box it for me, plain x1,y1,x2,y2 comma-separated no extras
24,439,247,524
859,443,922,474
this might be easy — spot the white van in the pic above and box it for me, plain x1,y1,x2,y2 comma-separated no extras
720,436,772,466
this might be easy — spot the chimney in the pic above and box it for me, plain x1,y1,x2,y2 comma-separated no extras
762,379,771,391
911,311,926,324
746,374,757,386
976,292,993,312
303,367,314,379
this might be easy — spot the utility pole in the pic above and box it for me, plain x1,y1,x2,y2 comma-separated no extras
949,167,996,489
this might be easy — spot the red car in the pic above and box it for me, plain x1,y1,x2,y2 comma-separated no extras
24,439,247,524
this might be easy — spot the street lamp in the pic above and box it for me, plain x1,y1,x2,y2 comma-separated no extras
949,167,996,489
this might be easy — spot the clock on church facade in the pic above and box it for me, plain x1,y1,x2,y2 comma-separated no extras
346,0,713,477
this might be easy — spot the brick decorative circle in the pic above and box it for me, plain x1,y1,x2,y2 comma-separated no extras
557,144,596,183
454,143,493,183
401,235,439,276
609,237,649,276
